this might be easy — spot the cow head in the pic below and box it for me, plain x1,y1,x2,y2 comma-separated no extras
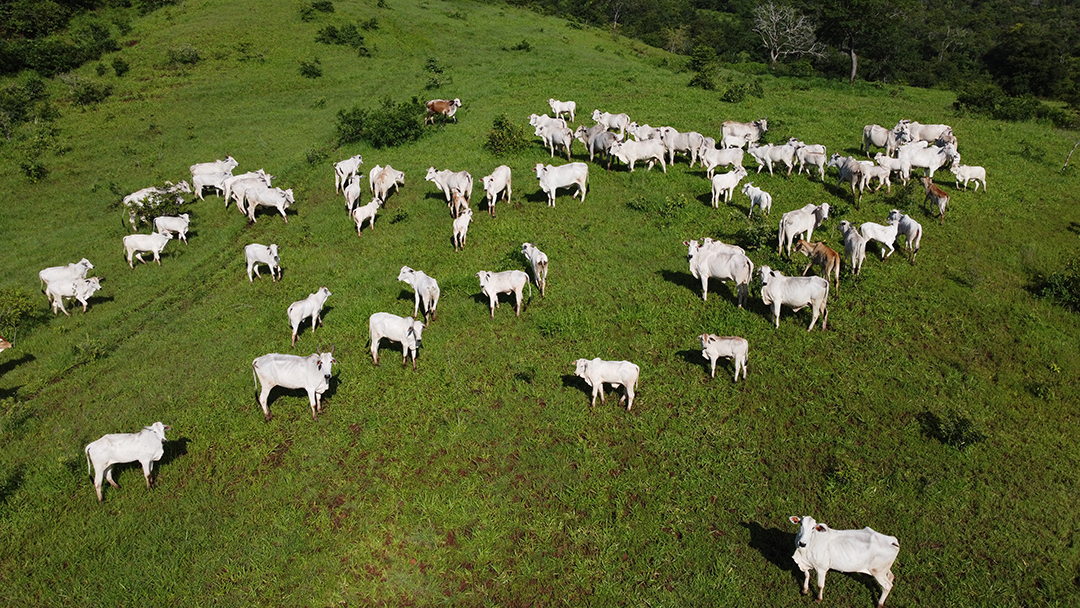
158,230,175,240
314,351,336,380
534,163,547,179
317,287,332,300
146,422,171,442
683,239,702,263
789,515,830,549
758,265,774,286
79,258,95,271
475,271,491,293
398,266,415,283
572,358,589,378
0,336,12,352
591,109,603,122
886,210,903,226
408,319,424,346
816,203,830,222
425,167,439,183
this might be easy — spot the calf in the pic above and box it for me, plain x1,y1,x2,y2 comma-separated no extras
536,122,574,160
794,240,841,293
123,231,174,269
886,210,923,263
758,265,829,331
46,277,103,316
950,161,986,192
476,270,530,318
521,242,549,296
343,174,364,212
452,207,473,251
153,214,191,244
921,176,950,225
700,146,744,179
481,165,512,217
245,186,294,223
591,109,631,138
352,198,381,235
245,243,281,282
369,312,424,369
778,203,829,257
741,182,772,218
287,287,331,347
873,153,911,186
838,221,868,275
84,422,170,502
699,334,748,382
397,266,440,323
572,358,640,410
747,141,797,177
334,154,363,193
548,98,576,122
687,246,755,307
789,515,900,607
425,98,462,125
39,258,93,292
860,220,899,260
535,162,588,207
710,166,748,208
252,349,335,421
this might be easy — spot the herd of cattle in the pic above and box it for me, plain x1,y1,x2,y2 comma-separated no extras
10,94,989,606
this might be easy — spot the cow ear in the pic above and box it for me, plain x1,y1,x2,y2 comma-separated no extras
815,524,828,532
316,360,323,370
789,516,801,524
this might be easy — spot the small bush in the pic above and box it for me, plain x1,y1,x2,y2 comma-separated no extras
0,288,37,334
360,17,379,31
95,63,106,76
485,114,528,155
236,42,264,63
299,57,322,78
918,409,987,450
73,336,110,365
305,147,328,166
377,0,389,8
64,76,112,107
1034,250,1080,312
300,1,334,21
315,23,370,56
20,158,48,182
506,40,531,52
167,44,199,66
111,56,129,76
720,80,765,104
335,97,424,148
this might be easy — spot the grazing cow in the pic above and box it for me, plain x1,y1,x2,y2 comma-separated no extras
777,203,830,257
535,122,574,160
426,167,473,204
452,207,473,251
549,98,576,122
921,176,950,225
425,98,462,125
699,334,748,382
658,127,706,166
862,124,908,157
223,170,273,211
701,146,744,179
741,182,772,218
397,266,440,323
609,139,667,173
721,118,767,146
123,231,174,269
343,174,364,212
123,180,190,231
529,113,566,131
190,155,237,179
449,190,469,219
828,153,867,207
627,121,660,141
898,142,957,179
369,312,424,369
747,141,797,177
84,422,170,502
887,210,923,263
789,515,900,607
352,198,381,235
794,240,840,293
371,165,405,203
476,270,530,318
535,162,588,207
838,221,868,275
861,163,892,193
572,358,640,411
710,166,749,208
687,246,755,307
521,242,549,296
47,277,103,316
245,186,294,223
950,161,986,192
334,154,363,193
245,243,281,282
192,171,230,201
39,258,94,292
758,265,829,331
252,349,336,421
895,119,952,144
721,132,752,149
874,153,911,186
153,214,190,244
574,125,619,169
287,287,331,347
860,219,899,260
591,109,631,137
481,165,512,216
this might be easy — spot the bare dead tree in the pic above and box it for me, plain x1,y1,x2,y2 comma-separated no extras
752,2,825,65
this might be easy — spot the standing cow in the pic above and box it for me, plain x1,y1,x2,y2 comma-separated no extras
789,515,900,607
572,358,640,410
84,422,171,502
252,349,336,421
287,287,331,347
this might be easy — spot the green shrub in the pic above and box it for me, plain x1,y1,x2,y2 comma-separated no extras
73,335,110,365
111,57,129,76
0,288,38,334
485,114,528,155
315,23,370,56
335,97,424,148
167,44,200,66
918,409,987,450
20,158,49,182
300,0,334,21
1034,250,1080,312
305,147,328,166
299,57,322,78
64,76,112,107
507,40,531,52
360,17,379,31
720,80,764,104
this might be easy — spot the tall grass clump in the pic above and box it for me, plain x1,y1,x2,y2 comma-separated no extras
314,23,370,56
300,0,334,22
335,97,424,147
1034,249,1080,312
0,288,38,337
485,113,528,155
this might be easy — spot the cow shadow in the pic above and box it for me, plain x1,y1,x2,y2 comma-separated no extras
658,269,698,297
161,436,190,467
470,291,523,315
695,191,714,208
524,189,550,205
560,374,589,402
1068,222,1080,236
741,521,801,585
397,289,415,303
0,353,35,377
675,349,707,374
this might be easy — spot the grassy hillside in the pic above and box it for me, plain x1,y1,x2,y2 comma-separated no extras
1,0,1079,606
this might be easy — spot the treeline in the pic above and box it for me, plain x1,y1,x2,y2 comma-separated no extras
497,0,1080,105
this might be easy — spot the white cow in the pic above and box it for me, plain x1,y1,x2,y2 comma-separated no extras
591,109,631,137
245,243,281,282
747,141,797,177
790,140,827,180
827,153,867,207
572,358,640,411
626,121,660,141
838,220,868,275
334,154,363,193
777,203,829,256
426,167,473,203
529,113,566,131
245,186,294,223
123,231,174,269
536,122,574,160
371,165,405,202
521,242,549,296
287,287,331,347
192,171,230,201
46,277,103,316
710,166,748,208
886,210,923,263
861,163,892,193
575,125,620,169
699,334,748,382
85,422,170,502
758,265,829,331
397,266,440,323
223,170,273,211
39,258,93,292
687,246,755,307
860,219,899,260
684,238,745,260
862,124,908,157
721,132,752,149
252,350,336,421
874,153,911,186
153,214,190,244
898,142,957,179
658,127,706,166
481,165,512,217
535,162,588,207
609,139,666,173
352,199,381,235
721,118,767,146
190,155,237,179
741,182,772,218
369,312,424,369
343,174,364,212
789,515,900,607
452,207,472,251
700,146,744,179
476,270,530,318
548,98,576,122
123,180,190,230
895,119,952,144
950,161,986,191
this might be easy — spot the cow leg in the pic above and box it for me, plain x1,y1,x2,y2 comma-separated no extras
93,468,105,501
802,262,813,276
154,252,161,266
815,568,827,601
514,290,522,316
250,264,259,281
308,390,318,421
259,386,274,421
142,459,154,489
135,252,146,265
371,337,380,366
105,466,119,490
873,569,894,607
624,382,635,410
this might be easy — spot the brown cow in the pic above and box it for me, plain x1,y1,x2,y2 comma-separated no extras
794,240,841,294
425,98,462,125
921,176,950,225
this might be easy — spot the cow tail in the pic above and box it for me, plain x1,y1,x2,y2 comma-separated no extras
85,444,92,477
745,257,755,297
252,360,259,393
822,283,830,331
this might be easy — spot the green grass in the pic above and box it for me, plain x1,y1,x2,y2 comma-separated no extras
1,0,1080,606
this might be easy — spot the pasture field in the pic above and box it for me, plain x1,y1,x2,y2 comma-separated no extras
1,0,1079,606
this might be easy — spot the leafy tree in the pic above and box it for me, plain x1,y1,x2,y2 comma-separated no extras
984,23,1069,98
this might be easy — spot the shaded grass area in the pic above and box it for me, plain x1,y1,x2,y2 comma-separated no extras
0,0,1079,606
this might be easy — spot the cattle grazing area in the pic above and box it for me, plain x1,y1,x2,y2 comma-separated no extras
1,0,1079,606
